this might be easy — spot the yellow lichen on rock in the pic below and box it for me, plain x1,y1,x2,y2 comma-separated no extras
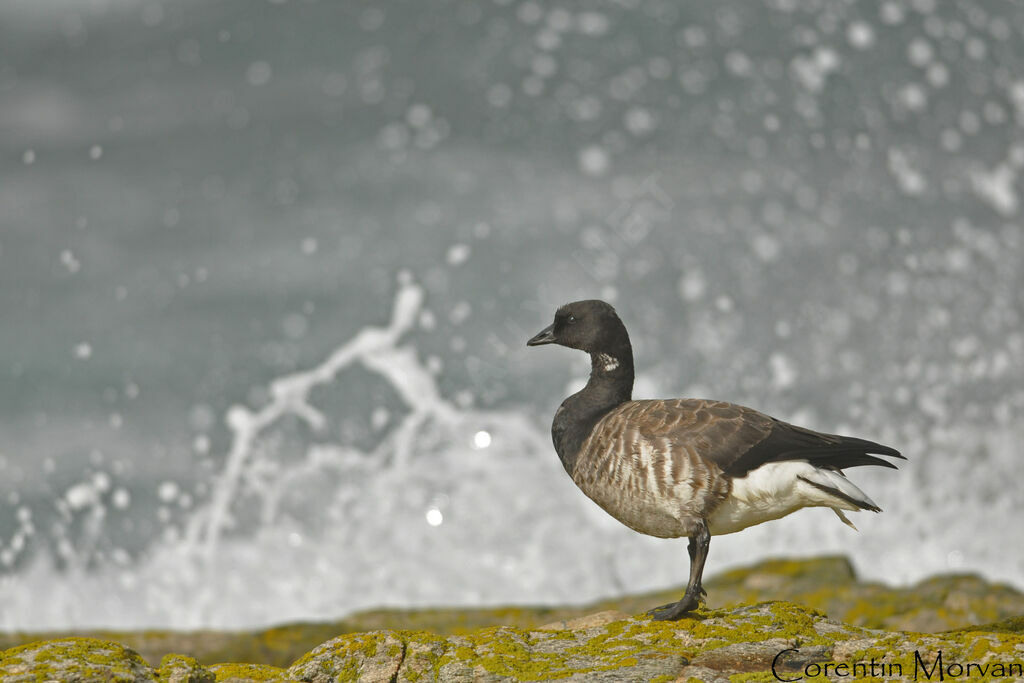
207,662,289,682
3,604,1024,682
3,558,1024,682
0,637,154,682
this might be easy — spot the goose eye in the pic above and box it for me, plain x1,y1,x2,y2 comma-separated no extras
567,314,576,324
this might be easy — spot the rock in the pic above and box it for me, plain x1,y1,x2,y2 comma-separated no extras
158,653,216,682
698,557,1024,632
207,662,289,681
3,558,1024,681
288,631,407,682
286,620,689,682
282,601,1022,682
3,602,1024,682
537,610,629,631
0,637,154,682
3,557,1021,668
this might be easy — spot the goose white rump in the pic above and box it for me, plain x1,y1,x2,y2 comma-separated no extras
707,461,878,535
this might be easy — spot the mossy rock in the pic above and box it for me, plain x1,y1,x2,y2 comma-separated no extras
289,631,409,681
207,662,289,681
157,653,215,682
0,637,155,682
2,557,1022,673
285,601,1024,681
948,615,1024,636
283,602,848,682
5,602,1024,682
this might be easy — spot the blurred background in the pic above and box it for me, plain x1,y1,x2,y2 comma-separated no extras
1,0,1022,630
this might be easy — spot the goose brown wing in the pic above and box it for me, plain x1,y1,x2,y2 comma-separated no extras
617,398,904,477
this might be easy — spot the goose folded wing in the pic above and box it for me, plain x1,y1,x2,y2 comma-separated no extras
625,398,904,478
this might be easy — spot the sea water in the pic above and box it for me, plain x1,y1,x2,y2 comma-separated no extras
1,0,1022,629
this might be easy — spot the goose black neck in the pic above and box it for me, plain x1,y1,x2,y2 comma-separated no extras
584,342,635,403
551,339,635,475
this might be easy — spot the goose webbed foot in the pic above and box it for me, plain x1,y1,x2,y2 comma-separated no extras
647,591,704,621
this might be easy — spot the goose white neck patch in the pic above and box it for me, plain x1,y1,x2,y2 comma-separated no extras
596,353,619,372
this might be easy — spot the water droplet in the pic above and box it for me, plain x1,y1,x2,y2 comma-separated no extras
624,107,656,136
406,103,432,128
847,21,875,49
446,243,471,266
577,11,609,36
193,434,211,455
473,430,492,449
517,1,542,24
907,38,933,67
112,488,131,510
157,481,180,503
678,270,706,302
65,482,98,510
578,146,610,176
246,61,272,86
60,250,81,274
425,507,444,526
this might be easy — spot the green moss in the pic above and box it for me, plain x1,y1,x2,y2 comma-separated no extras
15,637,144,667
439,609,702,679
156,653,213,682
640,602,833,652
950,615,1024,635
713,556,856,584
427,604,1022,683
0,637,150,682
421,620,680,681
841,591,923,627
944,629,1024,658
159,653,198,667
8,597,1024,683
209,662,287,681
545,629,577,641
289,631,388,671
729,672,784,682
839,631,904,663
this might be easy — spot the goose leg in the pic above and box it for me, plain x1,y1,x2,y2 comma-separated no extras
648,520,710,621
687,534,708,598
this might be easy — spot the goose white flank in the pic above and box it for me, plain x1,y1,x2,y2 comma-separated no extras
527,299,904,621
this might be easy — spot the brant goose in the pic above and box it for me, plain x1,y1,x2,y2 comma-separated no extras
527,300,903,621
